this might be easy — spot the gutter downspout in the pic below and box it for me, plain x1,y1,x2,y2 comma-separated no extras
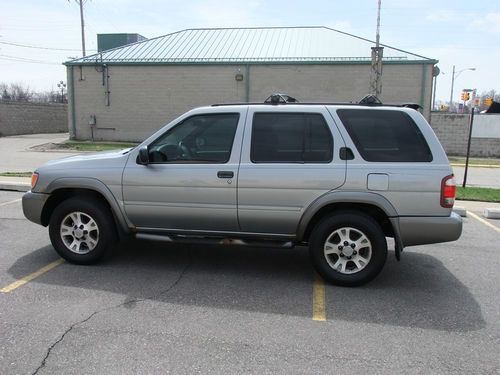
245,65,250,102
67,65,77,139
420,64,428,119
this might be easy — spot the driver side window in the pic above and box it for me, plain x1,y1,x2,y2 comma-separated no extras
148,113,239,163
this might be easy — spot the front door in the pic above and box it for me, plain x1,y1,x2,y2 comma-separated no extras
122,109,246,232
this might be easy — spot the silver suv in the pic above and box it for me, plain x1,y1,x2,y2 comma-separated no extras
22,96,462,286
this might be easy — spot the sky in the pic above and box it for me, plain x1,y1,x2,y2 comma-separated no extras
0,0,499,102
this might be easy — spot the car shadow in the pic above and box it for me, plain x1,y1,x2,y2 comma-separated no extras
7,241,485,332
328,250,486,332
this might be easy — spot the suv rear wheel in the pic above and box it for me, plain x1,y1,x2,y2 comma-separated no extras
309,211,387,286
49,197,116,264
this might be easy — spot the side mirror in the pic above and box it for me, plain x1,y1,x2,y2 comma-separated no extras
137,146,150,165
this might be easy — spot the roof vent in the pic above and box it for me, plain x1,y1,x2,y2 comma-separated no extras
264,93,299,105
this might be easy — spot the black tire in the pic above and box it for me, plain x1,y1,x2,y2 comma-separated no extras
309,211,387,287
49,197,116,265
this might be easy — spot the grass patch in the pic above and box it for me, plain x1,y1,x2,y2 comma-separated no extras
0,172,33,178
456,186,500,203
449,157,500,167
63,141,137,152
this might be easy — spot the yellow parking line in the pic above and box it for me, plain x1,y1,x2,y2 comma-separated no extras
0,259,64,293
468,211,500,233
312,273,326,321
0,198,22,207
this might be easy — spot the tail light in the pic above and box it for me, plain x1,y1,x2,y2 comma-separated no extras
441,174,456,208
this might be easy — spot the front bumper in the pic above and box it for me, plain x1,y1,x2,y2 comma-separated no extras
398,212,463,247
22,191,50,226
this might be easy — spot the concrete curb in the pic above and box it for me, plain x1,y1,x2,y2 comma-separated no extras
0,182,30,192
450,163,500,169
453,206,467,217
484,208,500,219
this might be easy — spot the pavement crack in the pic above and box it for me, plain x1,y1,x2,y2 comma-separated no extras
30,252,192,375
123,249,193,307
31,311,99,375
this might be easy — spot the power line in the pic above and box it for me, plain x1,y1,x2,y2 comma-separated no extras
0,54,61,65
0,41,95,52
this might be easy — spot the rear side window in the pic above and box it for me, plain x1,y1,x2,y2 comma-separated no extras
337,109,433,162
251,113,333,163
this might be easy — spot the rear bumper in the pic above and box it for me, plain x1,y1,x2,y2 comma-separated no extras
398,212,462,247
22,191,49,226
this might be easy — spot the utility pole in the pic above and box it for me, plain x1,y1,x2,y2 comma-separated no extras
79,0,86,57
370,0,383,97
448,65,456,112
69,0,86,57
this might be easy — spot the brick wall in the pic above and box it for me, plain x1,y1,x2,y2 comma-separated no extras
0,101,68,137
69,63,433,142
429,113,500,157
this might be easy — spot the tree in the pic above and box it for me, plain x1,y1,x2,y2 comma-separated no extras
480,89,500,102
1,89,11,101
0,83,60,103
477,89,500,110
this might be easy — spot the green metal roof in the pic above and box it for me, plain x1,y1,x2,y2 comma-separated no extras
65,26,436,66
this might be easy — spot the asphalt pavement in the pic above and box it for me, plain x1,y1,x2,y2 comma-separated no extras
0,191,499,374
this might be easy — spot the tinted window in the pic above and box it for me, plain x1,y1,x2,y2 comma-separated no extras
149,113,239,163
251,113,333,163
337,109,433,162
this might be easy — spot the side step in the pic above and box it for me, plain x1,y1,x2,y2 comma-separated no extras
135,233,294,248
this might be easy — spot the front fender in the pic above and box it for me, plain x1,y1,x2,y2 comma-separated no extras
46,177,131,233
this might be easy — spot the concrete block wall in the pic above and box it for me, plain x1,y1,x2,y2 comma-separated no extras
429,113,500,157
250,64,432,119
70,65,247,142
69,62,433,142
0,101,67,137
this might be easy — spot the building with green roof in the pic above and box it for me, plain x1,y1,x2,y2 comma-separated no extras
65,26,437,141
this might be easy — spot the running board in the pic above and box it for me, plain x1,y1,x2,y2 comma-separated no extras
135,233,294,248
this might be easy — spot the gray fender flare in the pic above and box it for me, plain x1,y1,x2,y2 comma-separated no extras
46,177,131,233
296,191,403,251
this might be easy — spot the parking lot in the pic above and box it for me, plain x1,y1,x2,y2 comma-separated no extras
1,190,499,374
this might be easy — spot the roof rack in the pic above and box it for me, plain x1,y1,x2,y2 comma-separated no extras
358,94,382,105
211,94,422,110
264,93,299,104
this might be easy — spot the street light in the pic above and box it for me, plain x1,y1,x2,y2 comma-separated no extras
57,80,66,103
449,66,476,112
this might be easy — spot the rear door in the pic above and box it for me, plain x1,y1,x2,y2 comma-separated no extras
331,107,450,216
237,106,346,235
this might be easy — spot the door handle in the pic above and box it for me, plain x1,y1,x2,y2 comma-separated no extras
217,171,234,179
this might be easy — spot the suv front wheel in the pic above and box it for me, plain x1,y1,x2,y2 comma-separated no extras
309,211,387,286
49,197,116,264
